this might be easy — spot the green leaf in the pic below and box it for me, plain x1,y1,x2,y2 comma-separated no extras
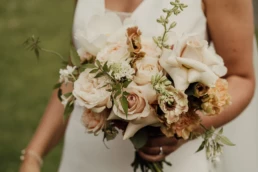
120,95,128,116
114,90,121,98
219,135,235,146
35,48,40,59
53,82,62,90
130,129,148,149
103,62,109,72
81,63,96,69
70,47,81,67
95,60,101,67
103,125,119,142
89,69,99,73
57,88,63,101
64,102,74,119
218,128,223,135
123,91,130,96
63,92,73,98
169,22,177,29
94,72,105,78
123,80,132,88
196,140,206,153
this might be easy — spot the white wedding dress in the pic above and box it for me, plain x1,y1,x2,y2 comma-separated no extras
58,0,258,172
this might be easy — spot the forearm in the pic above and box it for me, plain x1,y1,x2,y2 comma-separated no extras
25,84,72,158
201,75,255,128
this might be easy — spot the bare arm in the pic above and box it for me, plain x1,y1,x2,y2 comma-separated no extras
202,0,255,128
19,84,72,171
25,85,72,157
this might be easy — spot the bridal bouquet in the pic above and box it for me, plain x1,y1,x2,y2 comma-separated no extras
25,0,234,171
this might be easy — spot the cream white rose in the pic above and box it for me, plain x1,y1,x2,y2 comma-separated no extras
141,37,162,57
96,42,130,64
81,109,108,135
134,56,162,85
73,69,112,113
74,13,123,56
159,35,227,91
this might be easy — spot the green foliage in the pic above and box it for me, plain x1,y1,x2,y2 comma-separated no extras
70,46,81,67
103,122,119,142
120,95,129,116
196,125,235,161
129,129,148,149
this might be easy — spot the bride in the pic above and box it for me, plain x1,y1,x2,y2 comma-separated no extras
20,0,257,172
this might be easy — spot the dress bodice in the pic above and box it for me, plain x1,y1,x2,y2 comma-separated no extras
73,0,207,48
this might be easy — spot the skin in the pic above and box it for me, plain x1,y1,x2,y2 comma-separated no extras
19,0,255,171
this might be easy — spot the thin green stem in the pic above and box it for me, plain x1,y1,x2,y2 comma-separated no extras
41,48,66,61
160,14,170,48
153,163,162,172
200,123,209,132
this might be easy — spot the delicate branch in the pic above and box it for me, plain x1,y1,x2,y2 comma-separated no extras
153,0,188,50
41,48,66,61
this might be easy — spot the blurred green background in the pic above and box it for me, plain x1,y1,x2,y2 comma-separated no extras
0,0,257,172
0,0,73,171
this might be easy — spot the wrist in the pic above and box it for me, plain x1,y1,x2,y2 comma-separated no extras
20,149,43,167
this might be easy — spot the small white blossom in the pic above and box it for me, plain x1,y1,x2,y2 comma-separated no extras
109,61,135,81
59,65,76,84
61,94,73,107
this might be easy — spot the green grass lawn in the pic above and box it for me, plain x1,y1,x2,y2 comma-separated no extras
0,0,73,171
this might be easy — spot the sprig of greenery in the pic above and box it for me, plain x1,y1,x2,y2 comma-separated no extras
24,35,67,62
103,122,119,148
153,0,188,49
151,74,172,96
197,125,235,161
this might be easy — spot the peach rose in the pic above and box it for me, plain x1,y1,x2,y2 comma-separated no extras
201,78,231,115
81,109,108,135
111,82,155,121
161,111,200,140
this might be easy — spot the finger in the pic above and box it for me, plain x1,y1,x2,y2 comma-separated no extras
140,147,159,155
145,136,178,147
138,150,166,162
141,146,176,156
